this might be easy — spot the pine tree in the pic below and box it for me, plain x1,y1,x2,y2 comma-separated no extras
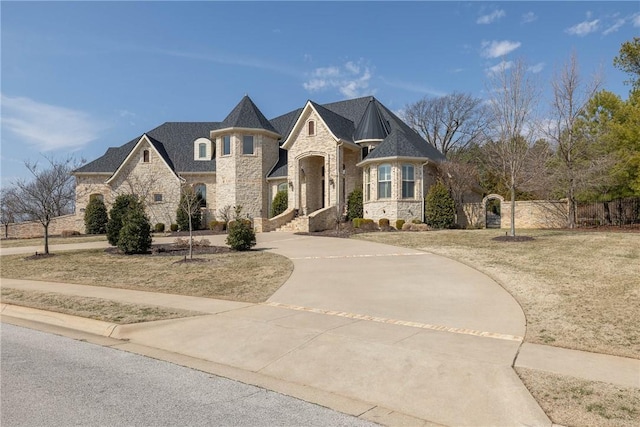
425,181,456,229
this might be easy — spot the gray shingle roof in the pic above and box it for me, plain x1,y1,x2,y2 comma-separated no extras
353,97,391,141
267,148,288,178
309,101,355,142
75,96,444,178
221,95,279,135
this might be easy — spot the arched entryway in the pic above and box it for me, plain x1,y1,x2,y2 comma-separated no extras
298,154,326,216
482,194,504,229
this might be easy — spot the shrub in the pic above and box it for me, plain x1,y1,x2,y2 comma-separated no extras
379,218,390,228
173,238,188,248
360,219,377,231
84,197,108,234
425,181,456,229
271,190,288,217
209,220,225,232
346,189,363,221
196,238,211,247
106,194,140,246
117,204,152,254
226,220,256,251
352,218,364,228
412,218,422,224
396,219,405,230
154,223,165,233
61,230,80,237
402,222,413,231
170,223,179,232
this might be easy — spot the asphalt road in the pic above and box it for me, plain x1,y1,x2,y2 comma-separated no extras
1,324,376,427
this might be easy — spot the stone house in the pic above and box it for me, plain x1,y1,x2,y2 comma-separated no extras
73,95,446,232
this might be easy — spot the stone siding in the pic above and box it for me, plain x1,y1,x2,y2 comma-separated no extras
3,214,83,239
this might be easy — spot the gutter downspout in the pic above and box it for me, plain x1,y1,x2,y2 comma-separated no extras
421,161,430,223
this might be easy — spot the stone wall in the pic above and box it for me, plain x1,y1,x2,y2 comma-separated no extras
3,214,84,239
461,199,568,229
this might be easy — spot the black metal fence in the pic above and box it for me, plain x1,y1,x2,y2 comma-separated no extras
577,198,640,227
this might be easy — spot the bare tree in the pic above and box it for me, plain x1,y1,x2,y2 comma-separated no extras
485,59,542,237
439,160,480,223
176,184,203,260
545,52,602,228
403,92,490,157
0,188,18,238
11,156,79,254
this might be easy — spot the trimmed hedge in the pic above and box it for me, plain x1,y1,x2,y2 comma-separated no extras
271,190,288,217
395,219,405,230
346,189,363,221
425,181,456,229
84,197,108,235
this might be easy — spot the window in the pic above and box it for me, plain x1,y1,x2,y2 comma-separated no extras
89,193,104,202
143,150,150,163
242,135,254,155
308,120,315,136
364,168,370,201
277,182,288,192
193,184,206,207
153,193,163,203
198,143,207,159
402,164,415,198
378,164,391,199
222,136,231,156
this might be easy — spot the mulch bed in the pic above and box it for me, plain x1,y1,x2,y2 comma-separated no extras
491,235,535,242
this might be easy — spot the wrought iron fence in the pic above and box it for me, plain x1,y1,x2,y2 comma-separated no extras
577,198,640,227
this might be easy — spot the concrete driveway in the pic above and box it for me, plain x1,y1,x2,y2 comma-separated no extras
1,232,549,425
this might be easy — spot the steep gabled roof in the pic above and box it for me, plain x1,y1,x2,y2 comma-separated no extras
220,95,279,134
354,97,391,141
309,101,355,142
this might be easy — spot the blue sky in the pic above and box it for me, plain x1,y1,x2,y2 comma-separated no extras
2,1,639,184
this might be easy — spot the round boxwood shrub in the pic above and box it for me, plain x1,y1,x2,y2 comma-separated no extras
106,194,140,246
395,219,405,230
154,223,165,233
271,190,288,217
117,204,152,254
347,189,363,221
226,218,256,251
170,223,179,232
425,181,456,229
84,197,108,234
379,218,390,228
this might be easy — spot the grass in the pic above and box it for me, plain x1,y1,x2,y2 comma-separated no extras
354,229,640,359
0,234,108,248
517,367,640,427
1,287,202,324
0,248,294,303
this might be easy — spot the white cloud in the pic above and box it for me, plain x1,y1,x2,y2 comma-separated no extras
521,12,537,24
486,60,514,76
303,60,374,98
481,40,522,58
477,10,505,24
633,14,640,27
1,94,105,152
603,18,626,35
565,19,600,36
528,62,545,74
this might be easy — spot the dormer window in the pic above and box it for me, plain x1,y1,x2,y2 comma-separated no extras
308,120,315,136
143,150,150,163
194,137,212,160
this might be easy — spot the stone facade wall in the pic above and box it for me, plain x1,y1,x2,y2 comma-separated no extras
214,132,279,220
75,174,112,220
108,138,182,228
3,214,83,239
362,162,437,223
183,173,216,225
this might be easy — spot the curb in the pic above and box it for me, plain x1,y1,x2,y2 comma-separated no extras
1,304,119,337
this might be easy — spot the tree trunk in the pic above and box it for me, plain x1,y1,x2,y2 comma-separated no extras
510,186,516,237
188,216,193,260
4,224,8,239
43,223,50,255
568,183,576,229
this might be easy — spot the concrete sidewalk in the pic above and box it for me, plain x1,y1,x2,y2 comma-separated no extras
2,233,638,426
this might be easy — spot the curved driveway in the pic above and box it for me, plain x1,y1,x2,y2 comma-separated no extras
1,233,549,426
